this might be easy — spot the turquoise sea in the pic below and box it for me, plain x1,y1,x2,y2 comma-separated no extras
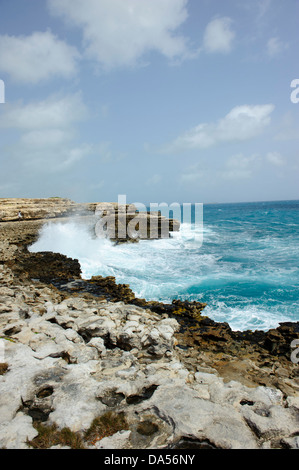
30,200,299,332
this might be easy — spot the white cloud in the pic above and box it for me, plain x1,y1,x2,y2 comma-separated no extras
0,93,88,130
47,0,193,69
266,37,288,57
165,104,275,152
14,141,93,172
181,153,260,185
266,151,285,166
0,31,80,83
20,129,73,148
181,150,288,187
203,17,235,54
0,93,92,172
54,144,93,171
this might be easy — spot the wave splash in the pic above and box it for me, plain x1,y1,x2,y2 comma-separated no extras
29,202,299,332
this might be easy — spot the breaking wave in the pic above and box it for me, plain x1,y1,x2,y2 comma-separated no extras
30,200,299,331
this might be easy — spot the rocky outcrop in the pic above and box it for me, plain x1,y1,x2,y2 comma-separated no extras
31,275,299,397
0,198,82,222
0,198,180,242
10,252,82,284
1,264,298,450
95,208,180,241
0,201,298,450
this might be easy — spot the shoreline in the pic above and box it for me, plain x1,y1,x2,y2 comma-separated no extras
0,200,298,449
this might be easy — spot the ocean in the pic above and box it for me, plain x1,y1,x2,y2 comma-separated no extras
29,199,299,332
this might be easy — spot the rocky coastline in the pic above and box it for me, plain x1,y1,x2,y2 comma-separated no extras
0,198,298,449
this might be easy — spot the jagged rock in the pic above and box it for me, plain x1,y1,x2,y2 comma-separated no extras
0,242,19,262
0,200,298,450
241,404,299,442
0,197,179,242
0,271,298,449
0,197,87,222
138,383,259,449
13,251,82,282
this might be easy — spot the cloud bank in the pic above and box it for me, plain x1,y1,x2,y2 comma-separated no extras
165,104,275,152
48,0,193,69
0,31,79,83
0,93,92,171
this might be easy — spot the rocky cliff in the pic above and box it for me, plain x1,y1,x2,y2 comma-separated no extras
0,198,180,242
0,199,298,450
0,197,83,221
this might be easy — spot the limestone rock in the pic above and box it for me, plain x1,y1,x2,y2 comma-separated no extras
0,412,38,449
0,197,179,242
95,430,132,449
0,214,298,449
138,383,259,449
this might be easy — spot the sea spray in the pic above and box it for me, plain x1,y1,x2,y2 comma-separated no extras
29,200,299,331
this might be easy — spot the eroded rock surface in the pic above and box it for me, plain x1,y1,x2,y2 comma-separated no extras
0,263,298,449
0,197,180,241
0,203,298,449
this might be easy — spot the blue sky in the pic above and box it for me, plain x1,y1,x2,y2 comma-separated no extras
0,0,298,204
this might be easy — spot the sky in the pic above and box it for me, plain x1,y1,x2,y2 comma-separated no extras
0,0,298,204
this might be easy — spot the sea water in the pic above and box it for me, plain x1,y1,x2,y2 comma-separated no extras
29,200,299,332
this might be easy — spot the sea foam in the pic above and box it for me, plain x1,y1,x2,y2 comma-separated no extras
30,200,299,331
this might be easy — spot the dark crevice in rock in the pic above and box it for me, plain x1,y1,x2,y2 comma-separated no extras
20,398,53,424
98,392,126,407
146,405,176,435
36,387,54,399
103,334,118,350
136,420,159,436
47,317,59,325
77,329,93,344
4,326,21,336
240,399,255,406
33,368,66,386
49,351,72,363
27,408,51,423
170,436,218,449
254,408,271,418
115,338,133,352
243,418,263,439
126,385,158,405
19,308,30,320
